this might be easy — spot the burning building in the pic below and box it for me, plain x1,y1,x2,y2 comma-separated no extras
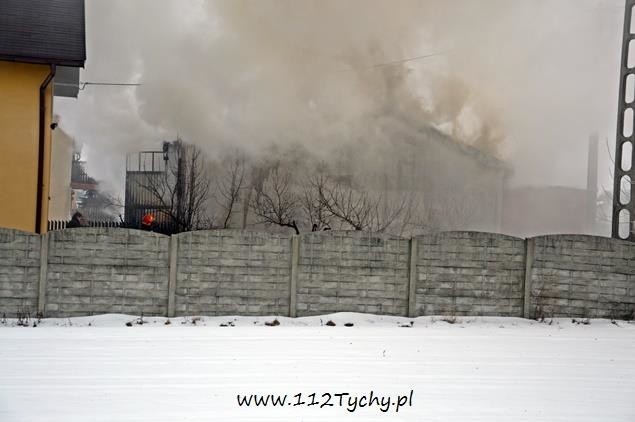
126,119,508,236
332,117,508,233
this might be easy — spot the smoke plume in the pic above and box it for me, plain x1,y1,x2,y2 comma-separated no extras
55,0,623,195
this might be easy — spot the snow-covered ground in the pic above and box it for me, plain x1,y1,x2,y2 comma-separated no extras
1,313,634,421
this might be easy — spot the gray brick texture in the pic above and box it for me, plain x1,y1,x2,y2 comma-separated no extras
296,232,409,316
0,228,40,317
174,231,291,316
530,235,635,319
415,232,526,317
44,228,169,317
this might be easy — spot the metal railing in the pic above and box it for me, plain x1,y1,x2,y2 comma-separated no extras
48,219,178,234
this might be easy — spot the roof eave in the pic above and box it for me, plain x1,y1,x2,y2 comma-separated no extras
0,54,85,68
419,126,508,170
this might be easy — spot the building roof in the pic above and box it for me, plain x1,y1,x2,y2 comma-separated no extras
422,125,508,171
376,115,509,171
0,0,85,67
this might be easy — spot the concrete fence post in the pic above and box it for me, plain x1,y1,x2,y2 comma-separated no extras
167,234,178,318
407,237,418,318
37,232,49,316
289,235,300,318
523,238,535,319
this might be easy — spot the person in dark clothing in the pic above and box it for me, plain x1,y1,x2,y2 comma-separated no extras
67,212,87,228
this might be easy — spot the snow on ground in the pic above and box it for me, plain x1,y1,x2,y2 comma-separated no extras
1,313,634,422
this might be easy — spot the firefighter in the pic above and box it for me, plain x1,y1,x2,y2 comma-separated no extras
140,213,155,231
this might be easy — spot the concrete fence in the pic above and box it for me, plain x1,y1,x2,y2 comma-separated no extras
1,227,634,319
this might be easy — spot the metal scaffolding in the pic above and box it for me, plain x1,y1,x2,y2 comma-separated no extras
613,0,635,241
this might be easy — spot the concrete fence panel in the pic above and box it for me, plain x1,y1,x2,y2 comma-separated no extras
174,230,291,316
415,232,526,317
530,235,635,319
1,227,635,320
0,228,40,316
296,231,410,316
44,228,170,317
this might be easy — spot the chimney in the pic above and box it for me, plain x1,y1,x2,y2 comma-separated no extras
586,133,599,233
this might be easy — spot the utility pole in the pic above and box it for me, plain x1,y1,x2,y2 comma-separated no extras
613,0,635,241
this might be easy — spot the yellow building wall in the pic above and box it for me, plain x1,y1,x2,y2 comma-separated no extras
49,122,74,221
0,61,54,233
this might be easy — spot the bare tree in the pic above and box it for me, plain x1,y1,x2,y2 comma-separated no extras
417,194,474,233
601,137,631,212
300,174,332,231
597,137,633,236
214,156,246,229
137,140,211,232
74,190,124,222
250,164,300,234
309,174,409,232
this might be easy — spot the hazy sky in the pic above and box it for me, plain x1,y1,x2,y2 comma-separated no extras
55,0,626,196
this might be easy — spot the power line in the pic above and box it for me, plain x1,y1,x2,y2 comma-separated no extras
369,51,446,69
79,82,141,90
336,50,447,73
53,81,141,90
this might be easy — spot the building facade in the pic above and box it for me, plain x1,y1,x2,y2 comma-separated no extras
0,0,85,232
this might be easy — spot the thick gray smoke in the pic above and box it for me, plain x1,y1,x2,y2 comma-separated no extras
56,0,623,197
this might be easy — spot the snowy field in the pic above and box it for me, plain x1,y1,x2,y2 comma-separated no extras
1,313,634,422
